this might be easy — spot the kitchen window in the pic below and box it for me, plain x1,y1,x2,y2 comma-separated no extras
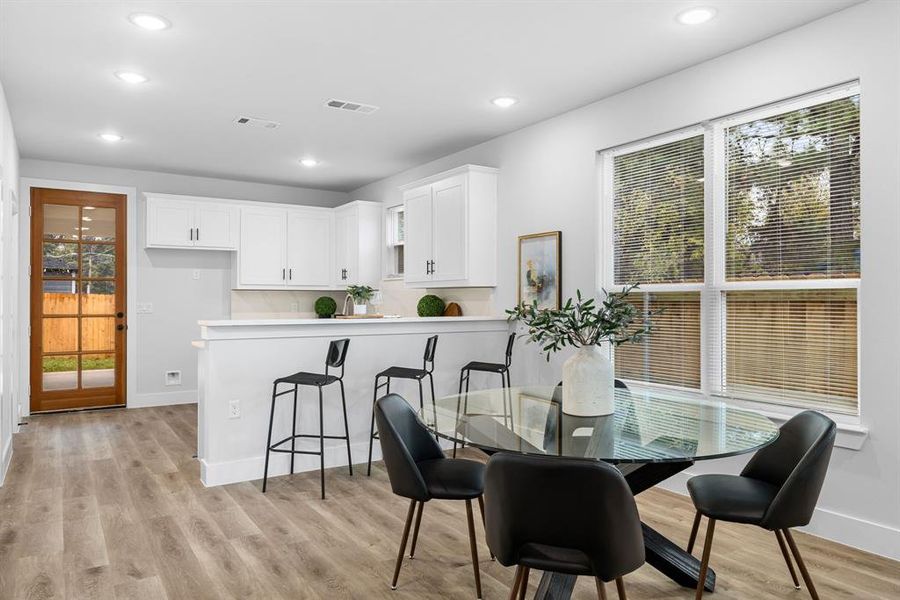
386,204,405,278
601,83,860,415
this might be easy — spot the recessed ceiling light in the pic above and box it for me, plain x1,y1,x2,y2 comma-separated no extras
299,158,319,167
129,13,171,31
491,97,518,108
115,71,148,84
84,206,96,210
82,216,93,222
98,133,123,142
676,7,716,25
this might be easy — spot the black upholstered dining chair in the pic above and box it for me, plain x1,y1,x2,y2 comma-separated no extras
686,410,836,600
484,453,645,600
374,393,490,599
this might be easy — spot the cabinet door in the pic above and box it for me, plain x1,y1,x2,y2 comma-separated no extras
334,209,350,285
146,198,194,247
194,204,236,249
430,175,467,281
287,210,332,287
238,208,286,286
403,186,432,283
342,210,360,284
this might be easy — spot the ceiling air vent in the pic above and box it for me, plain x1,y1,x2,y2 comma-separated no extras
325,98,379,114
233,116,280,129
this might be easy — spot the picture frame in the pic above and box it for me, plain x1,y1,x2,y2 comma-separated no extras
517,231,562,309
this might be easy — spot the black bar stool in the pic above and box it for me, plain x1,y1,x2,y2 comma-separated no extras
366,335,439,476
453,332,515,457
262,338,352,499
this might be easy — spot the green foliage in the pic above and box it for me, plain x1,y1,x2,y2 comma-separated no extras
43,355,114,372
346,285,375,302
314,296,337,317
506,285,657,361
417,294,446,317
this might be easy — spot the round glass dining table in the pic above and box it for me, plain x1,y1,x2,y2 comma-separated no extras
427,385,779,599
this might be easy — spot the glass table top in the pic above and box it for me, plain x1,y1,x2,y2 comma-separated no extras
429,385,778,464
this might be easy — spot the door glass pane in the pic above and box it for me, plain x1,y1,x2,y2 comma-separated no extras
42,280,77,314
81,353,115,389
83,207,115,241
42,318,78,352
43,204,79,240
42,355,78,391
81,317,115,352
81,244,115,278
80,281,115,314
43,242,78,277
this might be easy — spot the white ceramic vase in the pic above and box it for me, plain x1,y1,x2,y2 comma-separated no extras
354,303,367,315
561,345,615,416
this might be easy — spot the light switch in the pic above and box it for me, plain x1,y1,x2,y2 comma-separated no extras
137,303,153,314
192,270,201,280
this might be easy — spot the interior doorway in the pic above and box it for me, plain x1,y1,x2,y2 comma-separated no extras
29,187,127,412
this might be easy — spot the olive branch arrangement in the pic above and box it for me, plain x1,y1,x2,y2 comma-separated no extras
506,284,658,361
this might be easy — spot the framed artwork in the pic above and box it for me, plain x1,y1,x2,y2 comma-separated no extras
518,231,562,309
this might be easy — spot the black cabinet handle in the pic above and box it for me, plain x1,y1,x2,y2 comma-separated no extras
282,268,286,280
288,268,292,280
190,228,193,241
196,228,199,241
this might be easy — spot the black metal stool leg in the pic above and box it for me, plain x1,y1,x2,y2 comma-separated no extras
338,379,353,476
318,384,325,499
453,369,466,457
262,383,277,493
427,373,438,441
417,378,426,420
290,385,298,475
367,376,380,476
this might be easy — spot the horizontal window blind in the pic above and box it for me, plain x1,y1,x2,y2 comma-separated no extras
724,289,858,413
615,292,702,389
613,135,705,284
726,95,860,281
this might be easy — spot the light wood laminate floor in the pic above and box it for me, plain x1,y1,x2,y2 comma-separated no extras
0,405,897,599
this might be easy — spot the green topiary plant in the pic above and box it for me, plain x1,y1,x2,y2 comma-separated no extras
314,296,337,318
417,294,446,317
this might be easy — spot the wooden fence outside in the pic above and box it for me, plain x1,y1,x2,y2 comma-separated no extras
42,293,116,353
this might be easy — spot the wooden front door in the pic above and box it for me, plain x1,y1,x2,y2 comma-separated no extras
30,188,127,412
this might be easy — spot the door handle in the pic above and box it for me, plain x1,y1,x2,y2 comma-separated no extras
116,312,124,318
116,324,125,331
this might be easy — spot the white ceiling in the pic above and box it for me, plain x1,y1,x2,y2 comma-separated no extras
0,1,861,192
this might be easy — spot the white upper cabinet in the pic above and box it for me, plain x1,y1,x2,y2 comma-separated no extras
145,194,237,250
235,206,335,289
401,165,498,288
333,201,382,287
287,209,333,287
238,206,287,286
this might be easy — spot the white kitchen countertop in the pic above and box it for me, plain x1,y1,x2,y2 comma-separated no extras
198,315,507,327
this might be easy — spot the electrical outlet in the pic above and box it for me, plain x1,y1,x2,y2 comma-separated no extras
137,302,153,314
165,370,182,386
290,302,299,312
192,270,201,280
229,399,240,419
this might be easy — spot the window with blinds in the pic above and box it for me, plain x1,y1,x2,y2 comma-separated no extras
603,84,860,415
725,95,860,281
724,290,858,413
613,135,705,285
615,292,702,388
722,93,860,413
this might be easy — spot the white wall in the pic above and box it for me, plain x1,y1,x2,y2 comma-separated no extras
349,1,900,559
18,159,348,409
0,79,21,484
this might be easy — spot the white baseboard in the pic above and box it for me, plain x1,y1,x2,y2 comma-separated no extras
0,436,13,486
201,440,378,487
657,470,900,561
129,389,198,409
